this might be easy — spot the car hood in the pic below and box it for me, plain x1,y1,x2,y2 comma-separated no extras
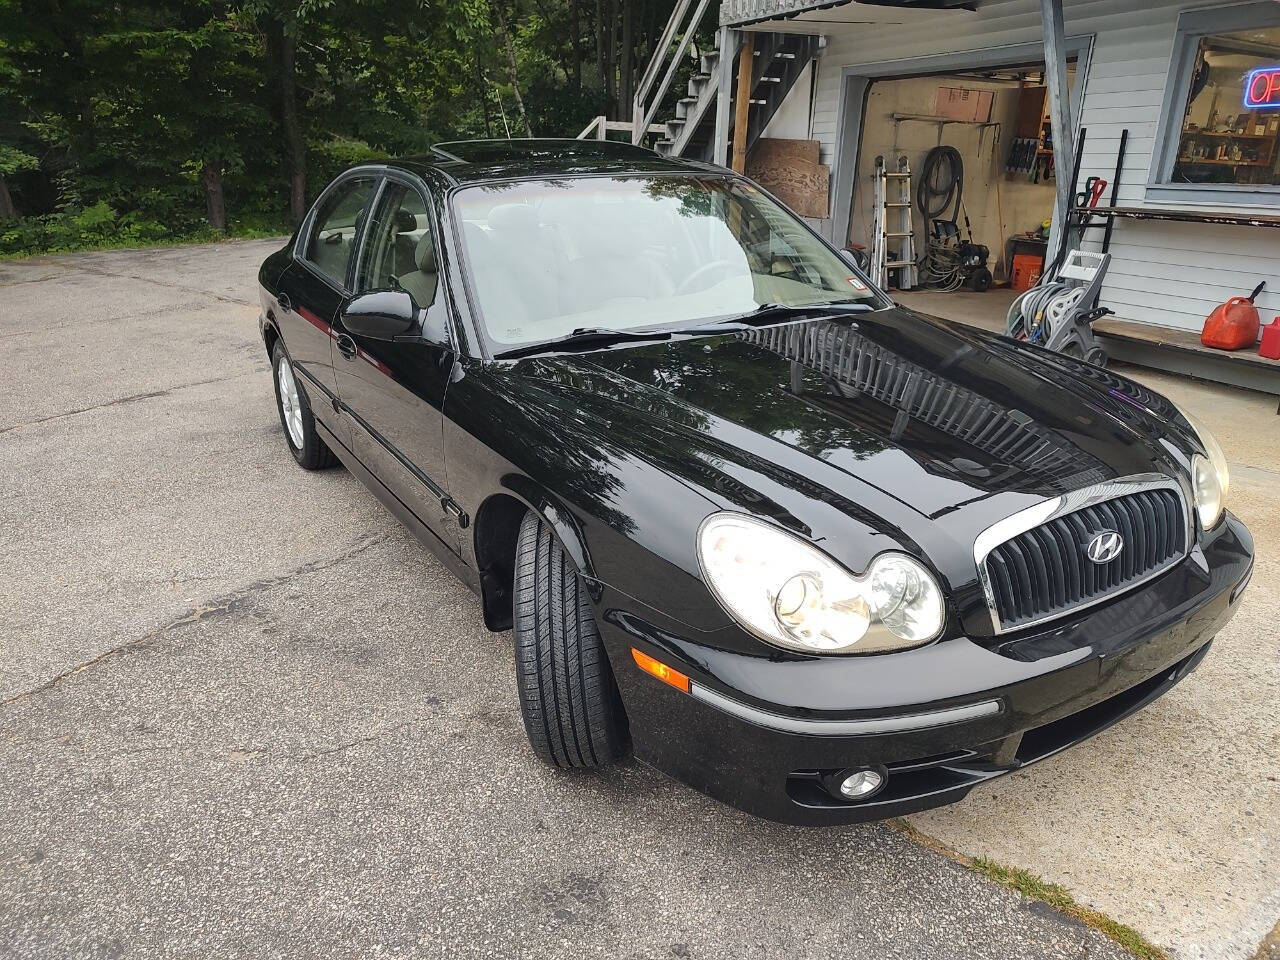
518,307,1184,527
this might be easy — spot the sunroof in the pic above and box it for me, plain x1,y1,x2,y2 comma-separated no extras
431,138,656,164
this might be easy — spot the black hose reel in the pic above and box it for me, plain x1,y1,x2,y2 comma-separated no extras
916,145,992,293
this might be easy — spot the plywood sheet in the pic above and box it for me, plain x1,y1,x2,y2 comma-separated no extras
746,138,830,218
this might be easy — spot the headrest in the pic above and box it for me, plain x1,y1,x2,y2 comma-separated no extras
415,230,436,271
487,203,541,237
576,218,642,258
395,208,418,232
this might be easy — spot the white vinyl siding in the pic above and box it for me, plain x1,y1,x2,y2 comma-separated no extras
800,0,1280,333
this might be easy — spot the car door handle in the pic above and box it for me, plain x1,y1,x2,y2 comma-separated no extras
277,292,291,312
336,333,358,360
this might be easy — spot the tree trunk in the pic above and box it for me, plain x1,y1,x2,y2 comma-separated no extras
620,1,634,120
47,0,96,159
0,177,15,220
474,48,494,138
494,5,533,137
644,0,661,68
201,163,227,232
272,23,307,224
603,0,618,115
593,0,608,112
569,0,581,95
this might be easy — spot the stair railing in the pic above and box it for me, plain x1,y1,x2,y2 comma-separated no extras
632,0,714,144
577,115,670,141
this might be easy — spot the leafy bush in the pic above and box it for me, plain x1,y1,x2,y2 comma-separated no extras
0,201,287,258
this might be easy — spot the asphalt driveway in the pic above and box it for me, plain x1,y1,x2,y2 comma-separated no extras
0,240,1275,959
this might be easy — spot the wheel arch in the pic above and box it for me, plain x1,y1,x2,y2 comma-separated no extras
262,315,282,362
472,479,594,633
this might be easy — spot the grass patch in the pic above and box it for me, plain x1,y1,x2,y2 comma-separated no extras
888,819,1168,960
0,226,288,261
0,207,290,261
970,857,1167,960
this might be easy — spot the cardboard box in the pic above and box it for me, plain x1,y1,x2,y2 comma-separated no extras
935,87,994,123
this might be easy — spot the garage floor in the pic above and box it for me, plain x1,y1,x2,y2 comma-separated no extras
896,287,1020,332
1,240,1276,959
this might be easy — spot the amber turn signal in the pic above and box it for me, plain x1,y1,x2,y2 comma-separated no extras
631,648,690,693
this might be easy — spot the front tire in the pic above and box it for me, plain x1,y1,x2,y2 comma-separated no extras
513,511,627,769
271,341,337,470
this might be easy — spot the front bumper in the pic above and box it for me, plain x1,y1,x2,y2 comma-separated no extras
600,515,1253,825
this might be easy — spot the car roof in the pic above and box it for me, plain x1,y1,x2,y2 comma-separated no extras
387,138,724,186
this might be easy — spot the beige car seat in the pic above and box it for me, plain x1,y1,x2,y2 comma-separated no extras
398,230,438,308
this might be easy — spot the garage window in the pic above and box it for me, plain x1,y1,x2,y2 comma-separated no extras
1151,3,1280,205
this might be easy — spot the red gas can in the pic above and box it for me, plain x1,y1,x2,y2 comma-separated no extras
1202,281,1265,350
1260,317,1280,360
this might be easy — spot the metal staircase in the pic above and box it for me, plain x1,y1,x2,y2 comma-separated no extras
579,3,819,164
657,30,819,161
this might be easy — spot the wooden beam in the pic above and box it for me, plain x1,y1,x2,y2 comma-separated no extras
732,33,755,172
1080,205,1280,228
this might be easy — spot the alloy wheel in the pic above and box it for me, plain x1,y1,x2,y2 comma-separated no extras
277,357,305,449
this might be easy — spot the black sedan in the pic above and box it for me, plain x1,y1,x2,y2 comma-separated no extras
257,139,1253,825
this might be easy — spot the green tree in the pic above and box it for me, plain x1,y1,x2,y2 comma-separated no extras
0,0,703,255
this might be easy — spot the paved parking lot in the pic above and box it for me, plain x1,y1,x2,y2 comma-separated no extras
1,240,1276,959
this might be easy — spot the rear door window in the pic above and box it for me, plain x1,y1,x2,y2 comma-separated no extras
304,177,377,288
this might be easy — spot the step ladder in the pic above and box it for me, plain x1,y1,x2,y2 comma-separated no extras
870,155,918,291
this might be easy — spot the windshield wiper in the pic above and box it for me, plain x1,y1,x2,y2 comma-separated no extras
492,303,873,360
671,300,875,335
493,327,674,361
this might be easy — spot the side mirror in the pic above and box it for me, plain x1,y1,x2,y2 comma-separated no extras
419,304,452,348
342,290,418,340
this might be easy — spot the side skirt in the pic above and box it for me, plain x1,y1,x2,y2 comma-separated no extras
314,418,481,596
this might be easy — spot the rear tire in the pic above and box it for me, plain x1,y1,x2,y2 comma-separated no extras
271,341,337,471
513,511,627,769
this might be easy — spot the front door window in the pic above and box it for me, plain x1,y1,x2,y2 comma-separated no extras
305,178,377,287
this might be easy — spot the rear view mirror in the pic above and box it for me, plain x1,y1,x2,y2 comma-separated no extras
342,290,418,340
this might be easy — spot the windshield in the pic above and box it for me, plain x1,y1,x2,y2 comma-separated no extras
451,175,881,350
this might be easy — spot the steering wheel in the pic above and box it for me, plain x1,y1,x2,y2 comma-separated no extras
677,259,741,295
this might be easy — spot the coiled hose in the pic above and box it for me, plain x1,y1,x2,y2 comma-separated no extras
916,146,964,223
916,146,967,290
918,243,967,291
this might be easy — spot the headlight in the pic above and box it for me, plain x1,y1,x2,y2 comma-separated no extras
1174,404,1230,529
696,513,945,655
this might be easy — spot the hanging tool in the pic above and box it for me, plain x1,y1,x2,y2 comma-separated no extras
1074,176,1108,210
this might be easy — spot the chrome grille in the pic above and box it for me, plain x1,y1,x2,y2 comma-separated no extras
979,484,1189,632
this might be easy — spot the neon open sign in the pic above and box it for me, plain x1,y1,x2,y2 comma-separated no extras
1244,67,1280,109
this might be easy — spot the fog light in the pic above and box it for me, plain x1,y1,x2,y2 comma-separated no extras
838,768,885,800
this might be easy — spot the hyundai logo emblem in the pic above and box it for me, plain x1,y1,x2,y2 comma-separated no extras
1086,531,1124,564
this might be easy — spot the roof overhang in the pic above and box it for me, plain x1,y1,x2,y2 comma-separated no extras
719,0,977,29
